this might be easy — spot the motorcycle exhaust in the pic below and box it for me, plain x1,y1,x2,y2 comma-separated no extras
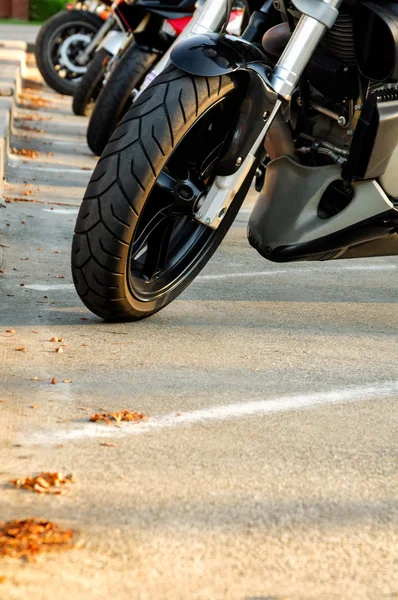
248,156,398,263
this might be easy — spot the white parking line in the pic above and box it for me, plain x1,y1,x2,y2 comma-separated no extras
20,284,74,291
195,264,397,280
42,208,79,214
20,263,397,292
24,381,398,445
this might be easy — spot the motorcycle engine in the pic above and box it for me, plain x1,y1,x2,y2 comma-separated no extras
295,7,398,198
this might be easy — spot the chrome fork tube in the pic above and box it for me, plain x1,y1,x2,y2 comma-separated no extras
189,0,229,36
86,1,100,12
271,0,344,100
76,15,116,64
139,0,228,92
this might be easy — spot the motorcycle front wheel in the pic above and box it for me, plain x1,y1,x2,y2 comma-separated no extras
86,42,158,155
72,48,112,116
72,66,252,321
35,9,103,96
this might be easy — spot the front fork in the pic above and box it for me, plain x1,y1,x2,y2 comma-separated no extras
76,13,117,65
196,0,345,228
139,0,344,227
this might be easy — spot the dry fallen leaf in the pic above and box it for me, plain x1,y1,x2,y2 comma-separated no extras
51,377,57,385
29,405,38,409
11,147,40,159
15,347,25,352
0,518,74,559
10,472,74,495
55,347,63,354
90,410,147,424
100,442,117,447
50,337,58,342
6,329,15,333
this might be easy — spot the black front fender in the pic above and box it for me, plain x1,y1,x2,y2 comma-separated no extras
170,32,269,77
171,33,279,175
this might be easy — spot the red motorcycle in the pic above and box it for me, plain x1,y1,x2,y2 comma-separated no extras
78,1,244,155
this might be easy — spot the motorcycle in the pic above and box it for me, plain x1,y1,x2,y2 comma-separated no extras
72,0,197,119
85,4,244,154
35,0,114,95
72,0,398,322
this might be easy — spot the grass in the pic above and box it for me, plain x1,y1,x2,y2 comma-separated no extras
0,18,42,25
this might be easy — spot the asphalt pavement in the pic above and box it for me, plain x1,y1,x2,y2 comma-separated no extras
0,55,397,600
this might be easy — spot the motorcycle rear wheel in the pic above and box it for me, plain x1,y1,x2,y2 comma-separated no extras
72,66,253,321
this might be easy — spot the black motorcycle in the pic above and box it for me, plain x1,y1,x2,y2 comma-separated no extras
35,0,114,96
85,5,243,154
72,0,195,129
72,0,398,322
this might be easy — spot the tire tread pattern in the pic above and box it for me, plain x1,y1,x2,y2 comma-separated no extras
86,42,158,156
72,48,111,116
72,67,238,321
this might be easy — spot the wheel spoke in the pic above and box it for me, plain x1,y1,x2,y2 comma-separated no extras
130,205,172,259
155,170,178,195
142,217,176,281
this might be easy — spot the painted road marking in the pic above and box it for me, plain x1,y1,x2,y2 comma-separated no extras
196,264,398,280
20,264,397,292
42,208,79,214
21,284,74,291
23,381,398,445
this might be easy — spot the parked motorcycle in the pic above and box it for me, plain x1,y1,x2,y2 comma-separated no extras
85,6,244,155
72,0,398,322
35,0,114,95
72,0,196,119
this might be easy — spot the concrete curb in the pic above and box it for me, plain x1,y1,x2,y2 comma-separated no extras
0,40,28,208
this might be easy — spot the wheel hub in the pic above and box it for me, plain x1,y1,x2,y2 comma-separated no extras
58,33,91,74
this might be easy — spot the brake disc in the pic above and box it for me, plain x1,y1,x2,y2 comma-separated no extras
58,33,92,74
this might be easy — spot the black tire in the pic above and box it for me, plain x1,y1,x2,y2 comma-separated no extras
86,43,158,155
72,66,254,322
35,9,103,96
72,48,112,116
